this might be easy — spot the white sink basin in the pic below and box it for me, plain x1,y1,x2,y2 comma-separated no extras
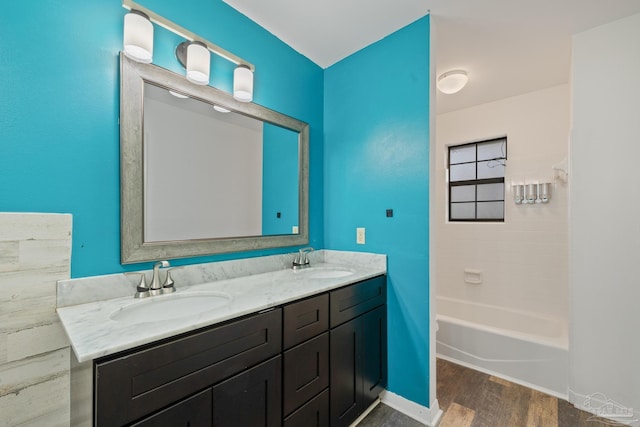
301,268,355,279
110,292,231,323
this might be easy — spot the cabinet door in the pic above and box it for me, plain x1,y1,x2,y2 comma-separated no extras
362,305,387,406
130,388,212,427
212,356,282,427
329,318,362,427
283,389,329,427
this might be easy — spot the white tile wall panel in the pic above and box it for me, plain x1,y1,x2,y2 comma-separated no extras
0,213,72,426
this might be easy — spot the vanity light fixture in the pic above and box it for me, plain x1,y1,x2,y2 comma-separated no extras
437,70,468,94
176,41,210,85
123,10,154,63
233,65,254,102
122,0,256,92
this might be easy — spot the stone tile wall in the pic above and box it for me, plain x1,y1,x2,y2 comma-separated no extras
0,213,72,426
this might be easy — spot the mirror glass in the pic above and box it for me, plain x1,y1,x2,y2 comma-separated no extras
143,83,300,242
120,54,309,264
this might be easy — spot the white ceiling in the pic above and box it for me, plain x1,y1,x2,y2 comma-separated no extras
223,0,640,113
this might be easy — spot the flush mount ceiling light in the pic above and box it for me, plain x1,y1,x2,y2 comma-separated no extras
437,70,468,94
176,41,210,85
233,65,254,102
123,10,153,63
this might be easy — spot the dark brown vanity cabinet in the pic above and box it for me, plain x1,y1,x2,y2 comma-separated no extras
329,275,388,427
93,274,386,427
94,309,282,426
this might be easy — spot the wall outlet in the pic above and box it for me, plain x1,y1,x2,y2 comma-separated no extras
356,227,366,244
292,226,299,234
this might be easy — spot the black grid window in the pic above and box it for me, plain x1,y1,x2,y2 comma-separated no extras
448,138,507,222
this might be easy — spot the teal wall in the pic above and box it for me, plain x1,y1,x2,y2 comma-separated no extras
324,17,431,405
1,0,431,409
0,0,324,277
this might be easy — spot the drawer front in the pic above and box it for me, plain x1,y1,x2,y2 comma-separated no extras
283,332,329,416
95,308,281,426
283,293,328,349
283,388,329,427
330,275,386,328
130,388,212,427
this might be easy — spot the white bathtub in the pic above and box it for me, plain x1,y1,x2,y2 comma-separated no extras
436,296,569,398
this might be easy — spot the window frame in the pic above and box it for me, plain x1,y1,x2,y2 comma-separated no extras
447,137,507,222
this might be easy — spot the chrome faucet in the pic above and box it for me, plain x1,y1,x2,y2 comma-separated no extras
149,260,170,296
128,261,176,298
292,247,314,269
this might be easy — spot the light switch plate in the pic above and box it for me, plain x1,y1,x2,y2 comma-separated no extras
356,227,365,244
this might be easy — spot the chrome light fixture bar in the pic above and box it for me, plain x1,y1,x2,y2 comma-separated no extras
122,0,255,73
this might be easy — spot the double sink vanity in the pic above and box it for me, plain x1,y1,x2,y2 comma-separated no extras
57,250,387,426
55,53,390,426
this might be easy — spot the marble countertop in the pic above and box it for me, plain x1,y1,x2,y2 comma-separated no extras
57,260,385,363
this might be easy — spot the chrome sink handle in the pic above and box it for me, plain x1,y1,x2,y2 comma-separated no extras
162,266,183,294
125,272,150,299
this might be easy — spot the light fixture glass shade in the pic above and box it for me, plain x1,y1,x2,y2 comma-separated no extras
437,70,468,94
169,90,188,99
186,42,210,85
213,105,231,113
233,65,253,102
123,11,154,63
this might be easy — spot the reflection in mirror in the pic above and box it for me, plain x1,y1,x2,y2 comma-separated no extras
120,53,309,264
143,84,299,242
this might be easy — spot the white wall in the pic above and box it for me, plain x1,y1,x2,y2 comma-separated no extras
569,13,640,418
436,85,570,322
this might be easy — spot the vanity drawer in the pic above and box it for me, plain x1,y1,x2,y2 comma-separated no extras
130,388,212,427
330,275,386,327
94,308,281,426
283,332,329,416
283,293,328,349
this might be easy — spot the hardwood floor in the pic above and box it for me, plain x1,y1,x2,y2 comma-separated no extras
357,359,628,426
437,358,626,427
